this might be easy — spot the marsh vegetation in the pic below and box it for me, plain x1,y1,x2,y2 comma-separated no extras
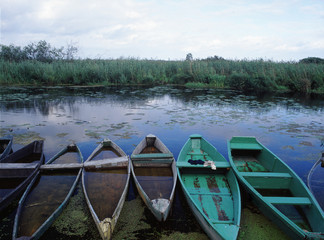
1,41,324,94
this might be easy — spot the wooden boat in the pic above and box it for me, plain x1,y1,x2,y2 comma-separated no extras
12,143,83,240
0,140,44,213
0,135,13,161
130,134,177,221
177,134,241,240
228,136,324,240
82,139,130,240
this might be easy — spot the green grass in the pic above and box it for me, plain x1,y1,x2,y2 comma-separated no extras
0,58,323,94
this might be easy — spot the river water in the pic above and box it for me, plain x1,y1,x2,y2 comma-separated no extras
0,86,323,239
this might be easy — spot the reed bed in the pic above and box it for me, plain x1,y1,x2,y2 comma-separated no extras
0,58,323,93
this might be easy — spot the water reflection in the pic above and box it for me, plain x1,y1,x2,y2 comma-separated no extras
0,86,323,210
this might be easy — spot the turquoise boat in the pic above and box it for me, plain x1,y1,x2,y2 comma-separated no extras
228,136,324,240
177,134,241,240
13,143,83,240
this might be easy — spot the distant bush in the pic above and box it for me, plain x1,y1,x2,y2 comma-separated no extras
299,57,324,64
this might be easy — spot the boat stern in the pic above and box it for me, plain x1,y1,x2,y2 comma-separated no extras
99,217,115,240
151,198,170,221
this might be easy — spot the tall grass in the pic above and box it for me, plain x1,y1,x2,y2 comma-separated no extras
0,58,323,94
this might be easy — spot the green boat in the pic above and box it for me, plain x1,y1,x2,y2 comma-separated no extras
228,136,324,240
13,144,83,240
177,134,241,240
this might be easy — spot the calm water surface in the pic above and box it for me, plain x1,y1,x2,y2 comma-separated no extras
0,86,323,239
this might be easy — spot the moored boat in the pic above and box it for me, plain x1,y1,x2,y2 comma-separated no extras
228,136,324,239
177,134,241,240
82,139,130,240
0,135,13,161
130,134,177,222
12,143,83,240
0,140,44,213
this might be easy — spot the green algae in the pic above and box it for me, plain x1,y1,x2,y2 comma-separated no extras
42,184,100,240
283,145,295,150
299,141,313,146
112,197,151,240
56,133,69,138
161,232,209,240
238,206,290,240
12,131,45,145
84,130,101,139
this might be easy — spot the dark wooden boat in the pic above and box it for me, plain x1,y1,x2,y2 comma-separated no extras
12,143,83,240
0,140,44,213
177,134,241,240
0,135,13,161
228,136,324,239
82,139,130,240
130,134,177,221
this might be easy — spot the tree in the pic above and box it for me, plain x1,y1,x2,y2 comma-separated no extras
65,41,78,61
0,40,78,62
186,53,193,61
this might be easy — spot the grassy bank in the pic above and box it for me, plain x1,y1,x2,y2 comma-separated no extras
1,58,324,94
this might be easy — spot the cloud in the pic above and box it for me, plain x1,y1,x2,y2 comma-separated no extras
1,0,324,60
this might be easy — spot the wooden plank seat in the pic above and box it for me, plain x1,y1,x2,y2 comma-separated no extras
230,143,263,150
187,152,208,156
0,163,39,169
212,220,235,224
131,153,173,160
240,172,292,178
264,197,312,205
176,161,230,168
40,163,83,170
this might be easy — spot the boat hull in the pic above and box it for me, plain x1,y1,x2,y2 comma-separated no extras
82,139,130,240
12,143,83,240
130,134,177,222
0,140,44,213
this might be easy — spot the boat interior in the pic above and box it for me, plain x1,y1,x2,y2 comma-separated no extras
17,168,79,237
231,148,318,232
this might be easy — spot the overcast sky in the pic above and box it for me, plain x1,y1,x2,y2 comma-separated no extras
1,0,324,61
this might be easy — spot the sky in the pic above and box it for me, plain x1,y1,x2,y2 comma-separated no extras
1,0,324,61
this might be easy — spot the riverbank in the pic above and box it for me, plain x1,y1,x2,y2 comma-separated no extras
1,58,324,94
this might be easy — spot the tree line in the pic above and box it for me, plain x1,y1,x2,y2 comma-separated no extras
0,40,78,62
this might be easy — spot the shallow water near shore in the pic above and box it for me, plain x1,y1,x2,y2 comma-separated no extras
0,86,323,239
